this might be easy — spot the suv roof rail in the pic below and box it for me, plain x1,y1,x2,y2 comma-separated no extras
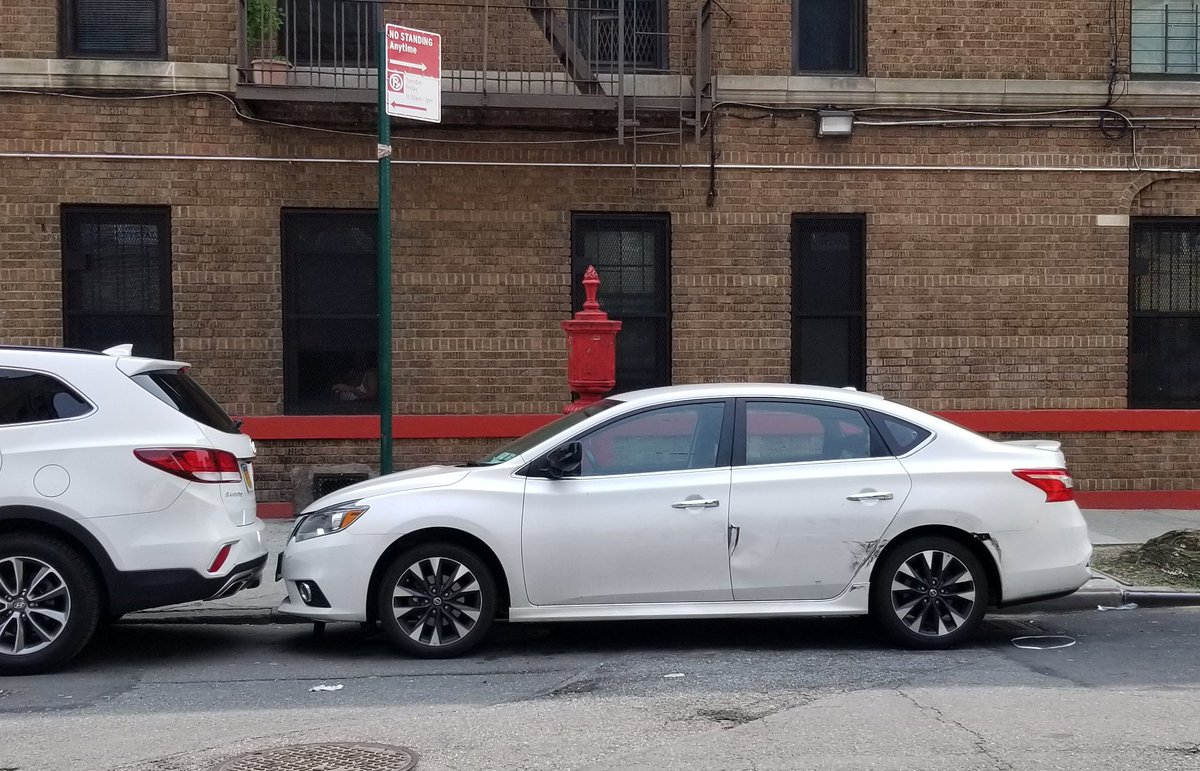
0,344,104,356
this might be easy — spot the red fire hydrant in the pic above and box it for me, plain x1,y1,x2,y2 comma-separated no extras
562,265,622,413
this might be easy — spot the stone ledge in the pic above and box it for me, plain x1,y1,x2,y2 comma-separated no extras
0,58,235,92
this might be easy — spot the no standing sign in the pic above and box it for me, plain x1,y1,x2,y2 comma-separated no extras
385,24,442,123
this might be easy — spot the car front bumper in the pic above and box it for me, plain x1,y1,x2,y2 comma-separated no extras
276,531,385,622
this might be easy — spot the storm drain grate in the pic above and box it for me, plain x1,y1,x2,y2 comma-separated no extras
210,742,417,771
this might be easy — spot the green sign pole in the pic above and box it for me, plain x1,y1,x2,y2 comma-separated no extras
377,19,394,476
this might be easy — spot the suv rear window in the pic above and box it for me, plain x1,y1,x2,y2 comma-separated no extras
0,368,93,424
132,369,240,434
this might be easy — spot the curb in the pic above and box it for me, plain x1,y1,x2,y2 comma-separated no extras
999,587,1200,614
122,608,309,626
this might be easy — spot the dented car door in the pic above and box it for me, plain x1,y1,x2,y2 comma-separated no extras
727,399,912,601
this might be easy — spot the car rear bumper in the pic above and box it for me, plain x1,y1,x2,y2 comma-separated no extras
108,552,269,615
994,503,1094,604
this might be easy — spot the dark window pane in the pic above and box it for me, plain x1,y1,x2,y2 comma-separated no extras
868,411,931,455
1131,219,1200,407
792,216,864,389
796,317,861,387
794,0,860,73
579,402,724,475
131,369,239,434
282,0,377,67
282,210,378,415
572,214,670,393
67,0,164,58
571,0,667,71
0,369,93,425
62,206,172,360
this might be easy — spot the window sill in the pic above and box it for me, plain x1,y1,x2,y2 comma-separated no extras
0,58,234,92
717,74,1200,109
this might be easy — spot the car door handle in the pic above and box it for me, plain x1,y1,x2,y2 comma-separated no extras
671,499,720,509
847,491,894,502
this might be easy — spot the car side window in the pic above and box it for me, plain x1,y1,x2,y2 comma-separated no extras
0,368,92,425
578,402,726,476
743,401,885,465
868,410,932,455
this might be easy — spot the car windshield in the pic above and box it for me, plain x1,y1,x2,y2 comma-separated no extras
474,399,620,465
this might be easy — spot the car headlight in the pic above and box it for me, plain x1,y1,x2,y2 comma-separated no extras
293,502,369,542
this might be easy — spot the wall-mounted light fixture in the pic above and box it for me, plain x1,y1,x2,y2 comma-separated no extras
817,110,855,137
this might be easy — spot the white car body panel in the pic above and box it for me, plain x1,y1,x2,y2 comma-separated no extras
522,468,733,605
277,383,1093,629
729,456,912,601
0,347,266,597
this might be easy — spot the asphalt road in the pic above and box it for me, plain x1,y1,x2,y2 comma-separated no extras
2,608,1199,770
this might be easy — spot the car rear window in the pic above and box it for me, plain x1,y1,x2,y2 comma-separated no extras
869,411,932,455
132,369,240,434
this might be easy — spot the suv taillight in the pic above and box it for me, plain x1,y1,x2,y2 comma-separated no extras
1013,469,1075,502
135,448,241,483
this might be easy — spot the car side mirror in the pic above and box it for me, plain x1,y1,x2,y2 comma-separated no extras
544,442,582,479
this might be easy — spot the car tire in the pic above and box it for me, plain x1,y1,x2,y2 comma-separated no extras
0,534,101,675
870,535,989,650
376,542,496,659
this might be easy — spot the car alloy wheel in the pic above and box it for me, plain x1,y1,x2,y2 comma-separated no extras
393,556,483,646
870,535,989,650
889,549,976,637
0,555,72,656
377,542,496,658
0,534,100,675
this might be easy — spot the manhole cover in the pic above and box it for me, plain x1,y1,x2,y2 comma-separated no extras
210,742,417,771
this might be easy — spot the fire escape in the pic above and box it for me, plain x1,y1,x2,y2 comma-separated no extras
237,0,718,186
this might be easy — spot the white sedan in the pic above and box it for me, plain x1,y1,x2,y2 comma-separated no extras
278,384,1092,655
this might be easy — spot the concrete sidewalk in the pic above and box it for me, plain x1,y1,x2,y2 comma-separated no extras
126,509,1200,624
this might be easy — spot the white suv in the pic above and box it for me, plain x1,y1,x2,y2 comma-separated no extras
0,345,265,674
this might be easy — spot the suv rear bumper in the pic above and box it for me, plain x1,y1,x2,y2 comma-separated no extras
108,553,269,615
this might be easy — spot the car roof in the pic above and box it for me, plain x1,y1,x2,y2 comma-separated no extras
611,382,889,407
0,345,106,356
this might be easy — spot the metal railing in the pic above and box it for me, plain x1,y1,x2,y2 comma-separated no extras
238,0,710,117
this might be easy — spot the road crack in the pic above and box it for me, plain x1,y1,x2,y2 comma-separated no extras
897,689,1012,771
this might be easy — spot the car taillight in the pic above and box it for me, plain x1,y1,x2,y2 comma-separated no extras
135,448,242,484
1013,469,1075,502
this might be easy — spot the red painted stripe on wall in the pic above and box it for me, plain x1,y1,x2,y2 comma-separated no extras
239,409,1200,441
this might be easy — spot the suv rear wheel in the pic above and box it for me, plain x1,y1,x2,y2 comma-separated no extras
0,534,101,675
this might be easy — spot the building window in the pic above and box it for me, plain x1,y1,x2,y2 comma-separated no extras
1132,0,1200,75
280,0,378,68
282,209,378,415
571,0,668,71
793,0,863,74
62,206,172,359
572,213,671,393
792,215,865,389
61,0,166,59
1130,219,1200,407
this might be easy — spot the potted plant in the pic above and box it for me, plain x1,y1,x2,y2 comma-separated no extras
246,0,289,85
